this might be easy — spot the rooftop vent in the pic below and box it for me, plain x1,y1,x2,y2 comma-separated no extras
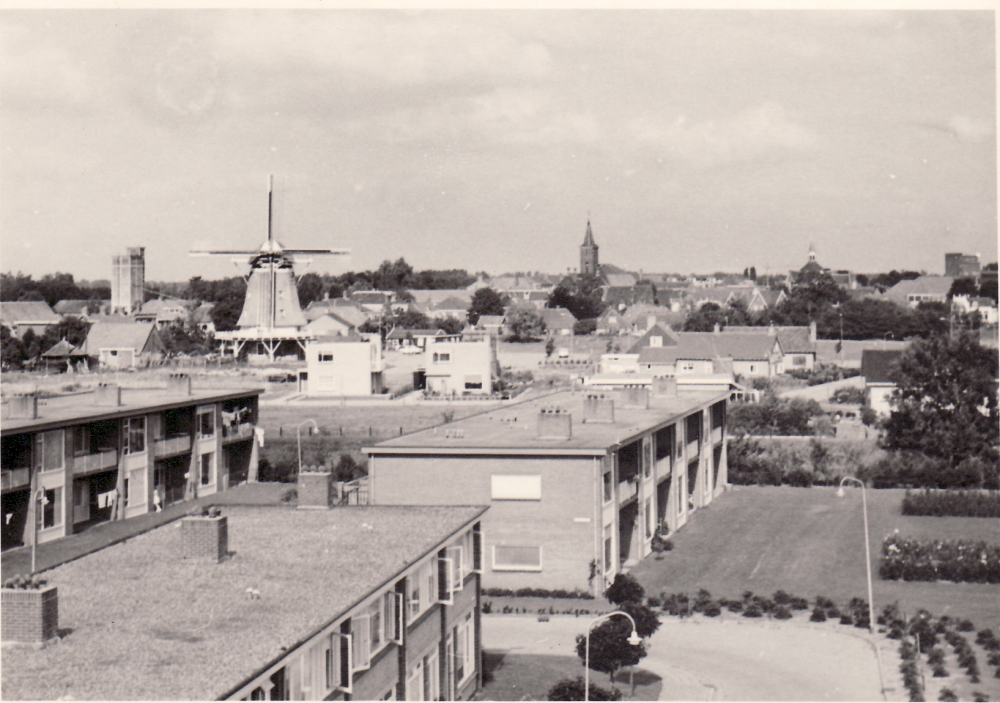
582,394,615,423
180,506,228,563
537,407,572,440
166,373,192,396
8,392,38,420
94,383,121,407
620,385,649,409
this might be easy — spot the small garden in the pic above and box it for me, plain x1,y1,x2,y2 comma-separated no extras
901,490,1000,518
880,534,1000,584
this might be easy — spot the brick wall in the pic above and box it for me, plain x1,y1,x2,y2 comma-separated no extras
1,586,58,643
180,515,228,562
297,471,332,509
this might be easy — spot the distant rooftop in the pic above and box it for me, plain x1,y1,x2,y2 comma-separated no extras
0,505,486,701
368,389,726,455
1,385,264,435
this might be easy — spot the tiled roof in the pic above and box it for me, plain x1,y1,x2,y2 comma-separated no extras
41,339,86,357
83,322,159,354
634,332,778,363
0,505,485,701
539,307,577,328
627,324,679,353
433,296,470,311
0,301,61,325
723,326,815,354
884,276,954,303
861,349,904,384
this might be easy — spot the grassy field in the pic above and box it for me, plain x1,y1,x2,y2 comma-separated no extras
478,652,662,701
630,486,1000,633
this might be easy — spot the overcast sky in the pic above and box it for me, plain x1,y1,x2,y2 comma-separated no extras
1,9,996,283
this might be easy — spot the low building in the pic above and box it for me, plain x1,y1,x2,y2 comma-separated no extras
861,349,904,416
301,311,355,338
421,337,496,395
629,329,783,379
0,301,62,339
367,386,728,596
723,324,817,371
883,276,954,308
0,503,487,702
539,307,577,336
1,378,262,549
83,321,166,369
39,339,88,373
301,333,384,396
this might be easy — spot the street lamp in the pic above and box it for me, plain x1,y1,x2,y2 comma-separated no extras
583,610,642,702
296,419,318,476
31,487,49,575
836,476,876,635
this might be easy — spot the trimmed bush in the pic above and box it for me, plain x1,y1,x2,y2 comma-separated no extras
743,604,763,618
773,605,792,620
810,607,827,622
901,489,1000,518
880,534,1000,584
547,677,622,701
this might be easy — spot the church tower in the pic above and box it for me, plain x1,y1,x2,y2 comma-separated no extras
580,220,599,276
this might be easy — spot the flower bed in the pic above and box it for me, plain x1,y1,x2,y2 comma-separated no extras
901,490,1000,518
880,534,1000,584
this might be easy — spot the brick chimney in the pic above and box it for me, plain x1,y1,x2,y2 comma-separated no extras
620,385,649,409
537,408,572,440
8,393,38,419
181,508,228,563
166,373,192,396
94,383,121,407
298,469,333,509
582,394,615,423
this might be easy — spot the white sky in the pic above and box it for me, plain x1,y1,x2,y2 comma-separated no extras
0,8,996,282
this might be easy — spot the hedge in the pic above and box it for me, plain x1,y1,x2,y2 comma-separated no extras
901,489,1000,518
880,534,1000,583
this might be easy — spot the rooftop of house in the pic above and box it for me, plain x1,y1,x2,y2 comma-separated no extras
1,385,264,435
0,505,486,702
368,388,726,454
83,321,160,353
0,300,62,324
539,307,577,327
723,326,816,354
432,295,471,311
633,331,779,363
885,276,954,298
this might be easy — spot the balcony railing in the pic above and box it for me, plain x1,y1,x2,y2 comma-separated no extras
686,440,700,459
618,476,638,504
154,435,192,458
655,457,673,476
711,426,723,445
1,467,30,491
74,450,118,476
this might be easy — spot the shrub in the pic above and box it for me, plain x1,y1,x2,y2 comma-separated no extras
932,665,949,678
880,534,1000,584
605,573,645,606
743,604,763,618
482,601,492,614
2,574,47,590
840,613,854,626
728,601,744,613
975,629,999,650
810,607,827,622
547,677,622,701
773,605,792,620
901,489,1000,518
646,596,661,609
790,596,809,610
785,468,814,487
702,602,722,617
938,688,958,702
957,619,976,632
692,589,713,613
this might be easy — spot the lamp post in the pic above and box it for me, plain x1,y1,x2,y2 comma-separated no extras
583,610,642,702
30,486,49,575
836,476,876,635
296,419,318,476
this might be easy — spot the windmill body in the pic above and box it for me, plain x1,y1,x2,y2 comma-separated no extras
190,178,350,361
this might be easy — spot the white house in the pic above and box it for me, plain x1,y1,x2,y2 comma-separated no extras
302,333,384,396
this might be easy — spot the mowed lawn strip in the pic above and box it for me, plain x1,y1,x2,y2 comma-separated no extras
480,652,662,701
630,486,1000,632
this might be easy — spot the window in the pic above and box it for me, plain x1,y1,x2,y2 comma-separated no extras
370,599,382,650
681,362,695,371
792,355,807,367
650,335,662,347
464,375,482,390
493,545,542,571
408,559,436,623
434,353,450,362
201,453,214,486
38,487,62,530
35,430,65,472
123,417,145,455
405,660,424,701
644,498,652,539
603,470,613,503
454,613,475,687
352,613,371,671
491,474,541,500
424,650,439,702
643,439,652,478
73,426,89,455
197,407,215,438
319,353,333,362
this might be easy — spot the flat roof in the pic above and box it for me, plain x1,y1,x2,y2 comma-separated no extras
1,387,264,436
1,504,486,701
367,389,727,455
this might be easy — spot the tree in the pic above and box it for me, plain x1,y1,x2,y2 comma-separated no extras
749,266,757,281
948,277,979,299
683,303,727,332
576,616,646,686
605,573,644,607
467,288,505,325
547,677,622,701
1,325,26,370
296,272,325,308
548,275,605,320
545,338,555,358
505,308,546,342
436,316,465,335
883,332,998,475
374,258,414,293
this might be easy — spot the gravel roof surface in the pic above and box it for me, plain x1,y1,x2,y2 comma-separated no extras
2,504,485,701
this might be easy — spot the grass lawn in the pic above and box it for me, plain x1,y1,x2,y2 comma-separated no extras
478,652,662,701
630,485,1000,633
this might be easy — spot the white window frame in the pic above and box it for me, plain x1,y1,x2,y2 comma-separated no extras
335,632,353,695
405,659,424,701
492,545,543,572
424,649,439,702
196,405,215,439
455,613,475,688
446,545,464,591
123,417,146,455
391,591,405,645
352,614,371,672
438,556,455,605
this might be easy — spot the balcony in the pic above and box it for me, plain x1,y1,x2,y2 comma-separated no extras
711,426,723,445
1,467,30,492
655,457,673,476
222,422,254,443
154,435,192,458
74,450,118,476
686,440,700,460
618,476,638,505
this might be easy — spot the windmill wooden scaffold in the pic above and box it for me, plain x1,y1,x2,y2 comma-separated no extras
190,176,350,360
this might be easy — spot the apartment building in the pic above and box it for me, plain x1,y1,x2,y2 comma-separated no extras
1,503,487,701
367,386,728,596
1,376,261,549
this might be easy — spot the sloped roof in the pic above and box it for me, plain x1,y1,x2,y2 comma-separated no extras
861,349,904,384
582,220,596,247
433,295,470,311
304,300,370,327
627,324,679,353
605,273,638,288
54,299,101,316
526,291,550,302
636,332,779,364
41,339,86,357
539,307,577,329
723,326,815,354
350,291,392,305
302,313,354,334
408,289,472,307
707,332,781,360
84,322,160,354
0,301,61,325
884,276,954,304
477,315,504,328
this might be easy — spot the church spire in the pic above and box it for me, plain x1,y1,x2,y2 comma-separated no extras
580,218,599,275
582,219,596,247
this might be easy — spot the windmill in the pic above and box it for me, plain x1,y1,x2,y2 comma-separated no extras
191,176,350,333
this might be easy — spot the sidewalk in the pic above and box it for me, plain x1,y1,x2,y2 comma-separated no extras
1,482,290,581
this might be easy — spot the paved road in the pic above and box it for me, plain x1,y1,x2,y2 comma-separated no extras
483,615,899,701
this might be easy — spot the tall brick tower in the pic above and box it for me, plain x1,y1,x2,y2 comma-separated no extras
580,220,599,276
111,247,145,315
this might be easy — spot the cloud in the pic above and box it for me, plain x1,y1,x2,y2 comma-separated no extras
630,103,819,167
0,23,93,110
